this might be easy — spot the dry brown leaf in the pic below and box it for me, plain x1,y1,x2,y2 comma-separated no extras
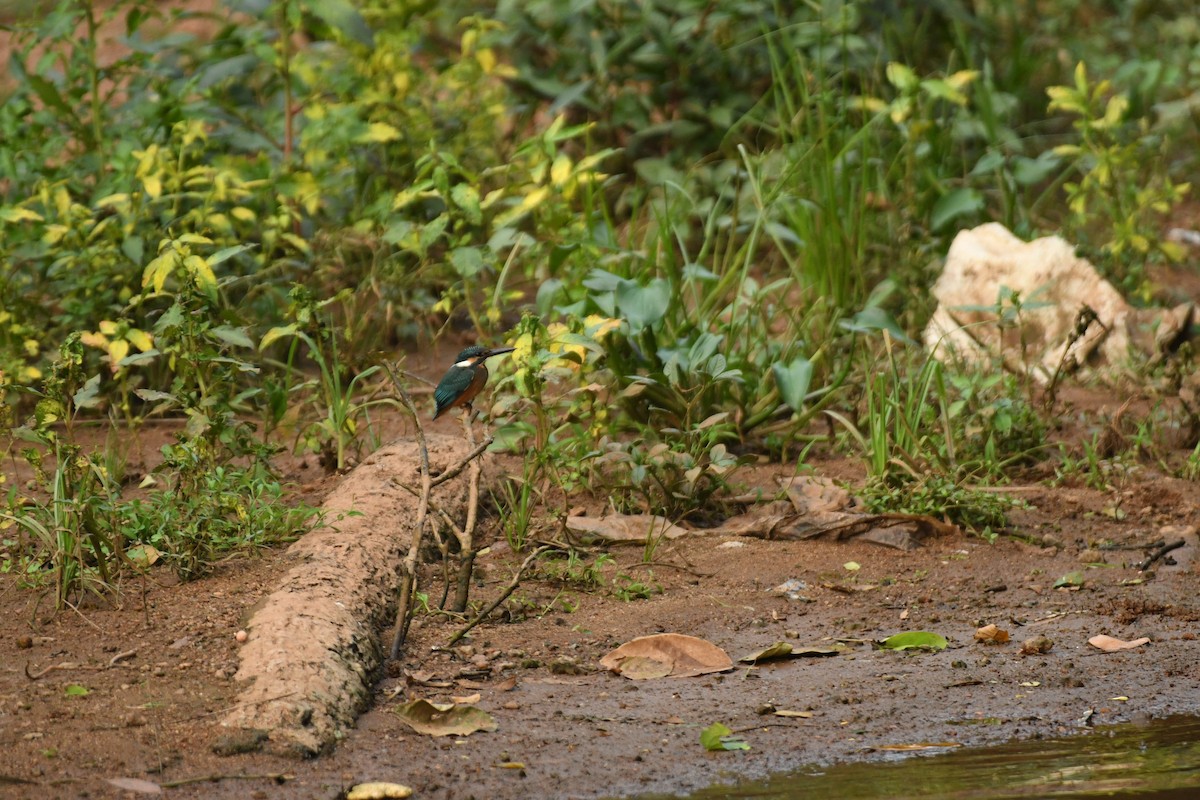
393,699,497,737
566,514,690,545
1019,634,1054,655
773,709,814,718
1088,634,1150,652
451,692,482,704
599,633,733,679
104,778,162,795
495,676,518,692
974,624,1010,644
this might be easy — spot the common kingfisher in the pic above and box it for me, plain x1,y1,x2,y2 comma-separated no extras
432,345,515,420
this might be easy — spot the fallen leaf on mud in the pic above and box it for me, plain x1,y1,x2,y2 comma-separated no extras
104,778,162,795
1020,634,1054,655
346,782,414,800
878,742,962,752
600,634,733,679
126,544,161,568
880,632,948,652
613,655,673,680
496,762,525,770
974,624,1010,644
1088,635,1150,652
843,561,861,572
495,676,518,691
566,514,689,545
773,710,814,718
406,670,452,689
64,684,89,697
451,693,481,704
1053,571,1085,589
393,699,497,737
699,722,750,752
738,642,842,663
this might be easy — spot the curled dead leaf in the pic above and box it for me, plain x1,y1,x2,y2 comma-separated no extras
974,624,1010,644
393,699,497,737
600,633,732,679
1019,634,1054,656
1088,634,1150,652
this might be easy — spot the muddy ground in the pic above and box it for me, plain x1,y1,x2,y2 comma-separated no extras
3,380,1200,800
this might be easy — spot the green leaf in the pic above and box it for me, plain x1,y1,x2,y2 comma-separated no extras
451,184,482,225
259,324,298,351
615,278,671,333
64,684,89,697
880,631,948,652
772,357,813,414
210,325,255,349
302,0,374,47
72,374,103,410
1053,571,1085,589
931,188,985,232
208,244,257,268
449,246,486,278
700,722,750,752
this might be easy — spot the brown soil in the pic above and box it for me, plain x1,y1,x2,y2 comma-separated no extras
3,380,1200,800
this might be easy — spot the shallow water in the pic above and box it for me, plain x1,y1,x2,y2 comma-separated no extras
637,716,1200,799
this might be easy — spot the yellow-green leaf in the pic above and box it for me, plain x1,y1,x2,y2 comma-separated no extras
259,324,298,350
357,122,401,143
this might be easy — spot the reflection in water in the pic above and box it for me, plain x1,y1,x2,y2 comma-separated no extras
635,716,1200,800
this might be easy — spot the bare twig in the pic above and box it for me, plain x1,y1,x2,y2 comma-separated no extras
108,649,137,667
386,364,434,661
1139,539,1186,571
431,437,493,487
450,413,482,613
447,545,551,646
161,773,293,789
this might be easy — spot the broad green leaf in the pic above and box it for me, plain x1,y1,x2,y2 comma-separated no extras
880,631,948,651
615,278,670,333
772,357,813,414
208,244,257,268
72,374,103,409
303,0,374,46
886,62,918,92
64,684,89,697
451,183,482,225
449,246,486,278
1053,571,1084,589
210,325,255,349
700,722,750,752
931,188,984,232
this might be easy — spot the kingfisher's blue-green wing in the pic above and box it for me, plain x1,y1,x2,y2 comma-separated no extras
433,365,476,418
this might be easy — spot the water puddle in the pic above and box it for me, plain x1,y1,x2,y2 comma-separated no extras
637,716,1200,799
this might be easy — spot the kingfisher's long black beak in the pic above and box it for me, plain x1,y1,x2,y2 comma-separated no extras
482,346,515,359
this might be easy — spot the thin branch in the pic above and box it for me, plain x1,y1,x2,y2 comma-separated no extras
386,364,434,661
447,546,551,646
431,437,493,487
161,773,293,789
1138,539,1186,571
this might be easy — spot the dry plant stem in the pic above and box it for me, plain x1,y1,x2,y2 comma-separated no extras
447,545,552,646
1138,539,1186,571
161,773,293,789
431,437,492,487
451,413,482,613
385,365,433,661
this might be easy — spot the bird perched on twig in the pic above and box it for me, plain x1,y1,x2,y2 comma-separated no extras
432,345,515,420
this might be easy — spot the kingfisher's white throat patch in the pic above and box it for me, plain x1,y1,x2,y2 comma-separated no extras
454,358,474,368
